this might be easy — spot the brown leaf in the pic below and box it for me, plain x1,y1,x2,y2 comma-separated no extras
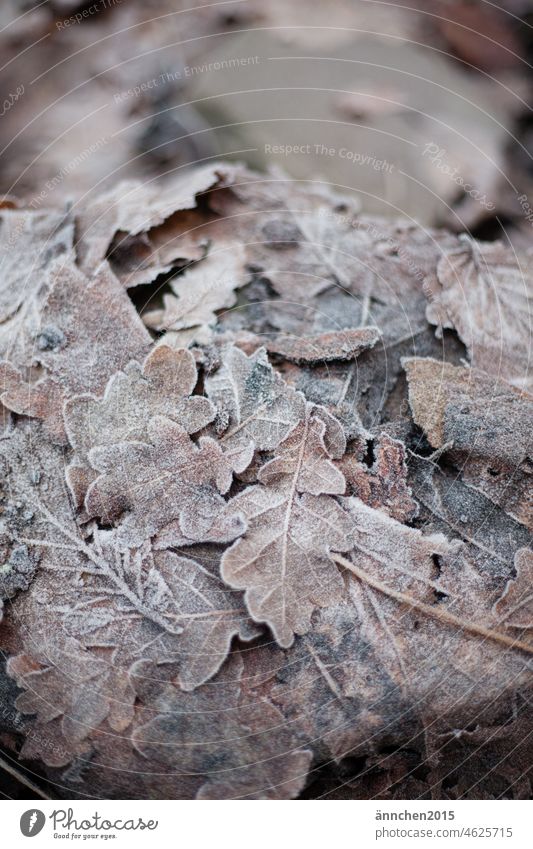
221,405,353,646
1,261,151,443
151,550,260,690
0,207,75,362
132,656,312,799
424,239,533,391
85,416,245,549
404,357,533,527
338,433,418,523
143,247,248,335
8,638,135,763
205,345,306,454
494,548,533,629
64,345,214,505
266,326,380,364
76,164,233,275
0,362,65,443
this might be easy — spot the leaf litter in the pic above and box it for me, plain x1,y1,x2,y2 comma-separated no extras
0,164,532,800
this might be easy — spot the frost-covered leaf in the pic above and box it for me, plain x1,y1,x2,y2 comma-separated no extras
494,548,533,629
86,416,245,549
0,207,75,362
64,345,214,506
132,655,312,799
76,164,232,275
266,326,380,363
205,345,305,454
404,357,533,528
424,238,533,390
38,262,151,394
0,362,65,443
338,433,418,522
148,550,259,690
404,357,532,458
61,532,258,690
222,405,352,646
65,346,213,461
7,638,136,761
143,248,248,333
1,261,151,443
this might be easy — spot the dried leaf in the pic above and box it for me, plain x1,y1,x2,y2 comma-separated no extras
266,326,380,363
132,656,312,799
0,207,75,362
0,362,65,443
64,345,214,505
143,247,248,333
205,345,306,454
86,416,245,549
338,433,418,523
147,550,259,690
76,164,232,275
424,238,533,390
494,548,533,629
222,405,353,646
404,357,533,528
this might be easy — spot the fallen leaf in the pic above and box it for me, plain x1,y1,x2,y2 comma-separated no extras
143,247,249,333
266,326,381,363
132,655,312,799
424,238,533,390
222,405,353,646
64,345,215,506
494,548,533,629
85,416,246,549
205,344,306,454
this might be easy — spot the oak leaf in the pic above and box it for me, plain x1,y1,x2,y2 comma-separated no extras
221,404,353,646
205,345,306,455
76,163,232,275
85,416,246,549
64,345,214,506
143,247,248,335
132,655,312,799
494,548,533,629
404,357,533,528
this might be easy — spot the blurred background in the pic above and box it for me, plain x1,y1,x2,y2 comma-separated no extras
1,0,533,244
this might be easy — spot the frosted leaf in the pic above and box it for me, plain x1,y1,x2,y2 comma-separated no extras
132,656,312,800
86,416,245,549
143,247,249,333
494,549,533,629
64,345,214,505
222,405,352,646
265,326,381,363
404,357,533,527
338,433,418,523
205,345,306,454
76,163,231,274
424,238,533,390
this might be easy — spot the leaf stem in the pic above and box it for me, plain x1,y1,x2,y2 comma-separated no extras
333,553,533,657
0,753,52,799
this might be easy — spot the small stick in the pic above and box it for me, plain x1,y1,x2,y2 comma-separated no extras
333,553,533,657
0,753,52,800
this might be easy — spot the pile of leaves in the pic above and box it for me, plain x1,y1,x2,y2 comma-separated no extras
0,163,532,799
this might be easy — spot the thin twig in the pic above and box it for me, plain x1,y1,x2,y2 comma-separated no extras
0,753,52,800
333,553,533,657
